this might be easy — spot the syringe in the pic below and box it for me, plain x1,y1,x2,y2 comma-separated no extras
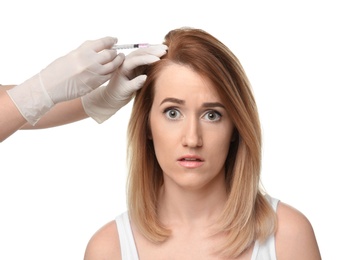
112,43,150,50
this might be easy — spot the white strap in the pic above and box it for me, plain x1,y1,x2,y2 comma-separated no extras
115,212,139,260
251,195,279,260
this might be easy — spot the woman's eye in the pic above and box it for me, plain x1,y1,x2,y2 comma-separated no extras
204,110,222,121
164,108,181,119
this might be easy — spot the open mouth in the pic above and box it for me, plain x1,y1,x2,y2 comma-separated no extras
180,158,202,161
178,156,204,168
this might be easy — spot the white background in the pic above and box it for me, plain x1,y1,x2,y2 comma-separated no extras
1,1,336,259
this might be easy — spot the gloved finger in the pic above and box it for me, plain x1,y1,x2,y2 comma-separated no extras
124,55,160,71
96,48,118,65
122,45,167,76
84,36,118,52
89,53,125,75
125,44,167,65
102,53,125,75
126,74,147,93
121,55,159,80
126,44,168,59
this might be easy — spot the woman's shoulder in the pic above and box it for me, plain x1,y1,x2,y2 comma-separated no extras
275,201,321,260
83,219,121,260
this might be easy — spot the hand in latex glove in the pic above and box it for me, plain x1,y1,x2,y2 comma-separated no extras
7,37,124,125
82,44,168,123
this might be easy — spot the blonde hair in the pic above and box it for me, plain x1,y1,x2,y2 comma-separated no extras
127,27,277,257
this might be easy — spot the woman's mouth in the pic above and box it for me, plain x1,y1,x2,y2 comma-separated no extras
178,156,204,168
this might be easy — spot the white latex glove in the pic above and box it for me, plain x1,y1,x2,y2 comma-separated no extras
7,36,124,125
81,44,168,123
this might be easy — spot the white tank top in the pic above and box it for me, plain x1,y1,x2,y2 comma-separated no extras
115,196,279,260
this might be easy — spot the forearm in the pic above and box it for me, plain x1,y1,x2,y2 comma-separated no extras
22,97,88,129
0,85,27,142
1,85,89,141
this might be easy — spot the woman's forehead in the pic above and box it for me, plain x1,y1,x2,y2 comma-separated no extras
152,63,222,104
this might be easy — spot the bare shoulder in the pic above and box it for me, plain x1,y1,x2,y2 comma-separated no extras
84,220,121,260
275,201,321,260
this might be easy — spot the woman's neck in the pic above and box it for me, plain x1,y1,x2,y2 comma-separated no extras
157,175,227,228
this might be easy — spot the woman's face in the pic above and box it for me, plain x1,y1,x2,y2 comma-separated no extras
149,63,235,191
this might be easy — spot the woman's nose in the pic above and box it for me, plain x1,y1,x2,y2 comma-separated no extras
181,117,203,147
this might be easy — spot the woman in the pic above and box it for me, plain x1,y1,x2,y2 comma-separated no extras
84,28,321,259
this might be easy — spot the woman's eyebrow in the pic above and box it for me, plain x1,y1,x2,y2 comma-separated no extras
160,97,185,105
160,98,225,109
202,102,225,109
